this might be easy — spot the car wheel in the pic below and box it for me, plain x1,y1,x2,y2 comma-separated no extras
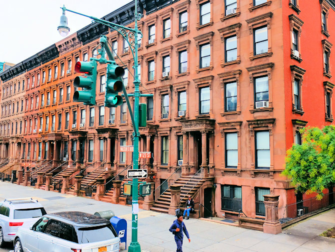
14,238,23,252
0,227,4,248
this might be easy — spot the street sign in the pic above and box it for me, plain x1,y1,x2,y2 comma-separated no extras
139,152,151,159
127,169,148,178
120,145,134,152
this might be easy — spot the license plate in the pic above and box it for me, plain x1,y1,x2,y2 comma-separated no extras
98,247,107,252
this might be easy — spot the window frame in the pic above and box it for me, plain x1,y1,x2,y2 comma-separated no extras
161,136,169,165
221,185,242,212
255,131,270,170
199,86,210,115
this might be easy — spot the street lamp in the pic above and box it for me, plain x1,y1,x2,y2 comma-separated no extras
57,5,70,37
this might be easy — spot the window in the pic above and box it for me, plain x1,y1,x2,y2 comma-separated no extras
225,36,237,62
34,118,37,131
68,60,72,72
163,56,170,75
92,49,98,58
38,142,42,159
45,116,49,131
65,112,69,129
18,82,20,91
54,66,58,79
31,98,34,110
149,25,155,42
179,51,187,73
225,82,237,112
293,79,300,110
27,79,30,89
120,102,127,123
120,138,126,163
53,90,57,105
292,29,298,51
326,92,331,118
29,120,32,133
163,19,171,38
200,87,210,114
200,2,210,25
138,65,141,81
41,94,45,107
36,96,39,108
59,88,64,103
254,0,267,6
51,115,55,131
161,94,169,119
109,107,115,124
83,53,88,62
254,27,268,55
178,135,183,161
20,121,22,134
178,91,186,114
80,109,86,125
63,141,68,159
47,92,50,106
89,140,93,162
89,108,95,127
147,97,153,121
179,12,188,32
123,39,129,53
225,133,238,168
255,131,270,169
291,0,297,6
58,114,62,130
100,139,104,162
27,143,31,159
161,136,169,165
324,51,330,74
254,76,269,107
61,63,64,77
112,41,118,56
99,106,105,126
66,86,71,101
22,80,25,90
256,188,270,216
295,131,302,145
225,0,237,15
222,185,242,212
148,61,155,81
39,117,43,131
32,76,35,87
17,102,19,112
200,44,210,68
123,69,128,87
322,12,327,31
137,32,142,47
100,75,106,92
73,111,77,126
75,56,79,63
42,71,46,83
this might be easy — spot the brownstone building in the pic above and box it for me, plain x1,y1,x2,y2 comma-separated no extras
0,0,335,219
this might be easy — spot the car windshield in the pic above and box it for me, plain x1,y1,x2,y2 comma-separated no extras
14,208,46,219
76,224,117,244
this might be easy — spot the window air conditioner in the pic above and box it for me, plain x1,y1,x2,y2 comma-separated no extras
162,72,169,78
293,50,300,58
178,160,183,166
178,110,186,117
67,70,71,74
162,113,169,119
255,101,269,109
80,123,84,128
149,38,155,44
72,124,76,128
227,8,237,15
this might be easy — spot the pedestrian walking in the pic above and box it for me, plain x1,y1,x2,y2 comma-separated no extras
169,213,191,252
183,196,195,220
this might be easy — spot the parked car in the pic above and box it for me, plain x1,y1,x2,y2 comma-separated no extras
0,198,46,248
13,211,120,252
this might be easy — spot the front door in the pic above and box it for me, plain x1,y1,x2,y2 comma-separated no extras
79,140,85,164
204,188,212,218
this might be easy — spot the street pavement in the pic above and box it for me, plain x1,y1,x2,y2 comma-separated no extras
1,182,335,252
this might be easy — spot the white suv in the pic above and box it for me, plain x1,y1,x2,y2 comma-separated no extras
0,198,46,247
13,211,120,252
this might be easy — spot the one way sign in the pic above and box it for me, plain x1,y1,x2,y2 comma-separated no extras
127,169,148,178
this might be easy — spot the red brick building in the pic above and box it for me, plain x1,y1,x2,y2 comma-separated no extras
0,0,334,219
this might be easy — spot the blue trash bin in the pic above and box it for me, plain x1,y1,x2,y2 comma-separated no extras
110,216,127,250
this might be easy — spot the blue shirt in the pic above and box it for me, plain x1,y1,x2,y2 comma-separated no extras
169,219,190,240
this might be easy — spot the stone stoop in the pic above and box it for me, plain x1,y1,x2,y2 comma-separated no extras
238,217,265,231
100,189,114,203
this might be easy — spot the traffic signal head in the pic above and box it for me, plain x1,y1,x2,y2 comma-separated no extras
123,183,132,196
140,183,151,196
105,64,125,107
73,61,97,105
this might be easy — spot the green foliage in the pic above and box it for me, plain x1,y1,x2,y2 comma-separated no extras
283,126,335,198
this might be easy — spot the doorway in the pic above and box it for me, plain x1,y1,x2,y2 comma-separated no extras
193,132,202,169
204,188,212,218
150,136,154,165
79,140,85,164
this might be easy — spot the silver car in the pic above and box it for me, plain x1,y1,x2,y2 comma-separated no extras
13,211,120,252
0,198,46,247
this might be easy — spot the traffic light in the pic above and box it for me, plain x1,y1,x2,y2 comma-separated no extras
139,183,151,196
105,63,125,107
73,61,98,105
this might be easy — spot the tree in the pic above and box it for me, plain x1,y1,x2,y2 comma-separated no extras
283,126,335,199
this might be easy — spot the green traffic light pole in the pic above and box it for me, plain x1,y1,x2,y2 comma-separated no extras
58,2,149,251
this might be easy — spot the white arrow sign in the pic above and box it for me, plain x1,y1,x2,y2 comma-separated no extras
127,169,148,178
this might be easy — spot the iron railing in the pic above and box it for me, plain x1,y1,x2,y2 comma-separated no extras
153,167,182,198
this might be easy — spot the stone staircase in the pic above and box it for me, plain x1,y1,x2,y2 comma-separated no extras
30,161,53,180
151,173,208,214
100,189,114,202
